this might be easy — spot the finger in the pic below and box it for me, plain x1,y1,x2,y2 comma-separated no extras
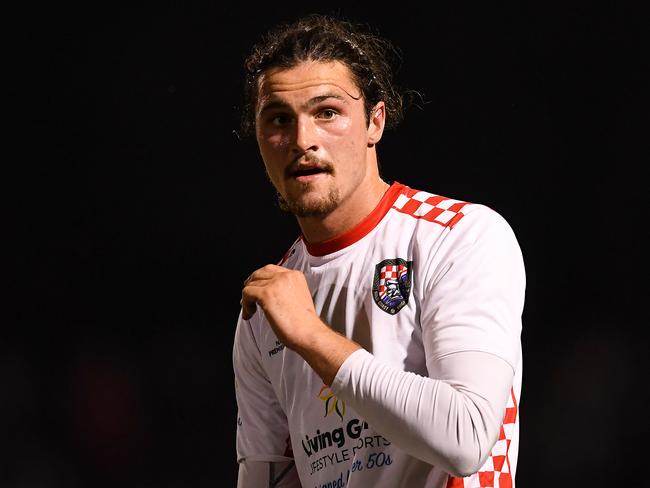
243,273,264,286
241,285,265,320
240,291,258,319
246,264,287,284
241,299,257,320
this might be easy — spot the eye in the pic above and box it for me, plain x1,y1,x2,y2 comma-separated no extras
270,114,292,126
317,109,338,120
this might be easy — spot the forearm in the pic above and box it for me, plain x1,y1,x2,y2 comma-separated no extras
289,316,361,386
241,265,361,385
330,349,513,477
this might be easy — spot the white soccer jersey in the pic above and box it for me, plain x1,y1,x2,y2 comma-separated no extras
233,181,525,488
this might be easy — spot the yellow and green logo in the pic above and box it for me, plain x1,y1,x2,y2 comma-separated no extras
317,385,346,420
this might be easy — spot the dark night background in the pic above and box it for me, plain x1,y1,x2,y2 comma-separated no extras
6,2,647,487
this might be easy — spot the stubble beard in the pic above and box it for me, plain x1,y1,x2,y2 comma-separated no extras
268,153,340,218
277,183,341,218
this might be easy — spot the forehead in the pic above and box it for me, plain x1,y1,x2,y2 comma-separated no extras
256,61,360,105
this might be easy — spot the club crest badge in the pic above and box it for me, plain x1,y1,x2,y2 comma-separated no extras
372,258,413,315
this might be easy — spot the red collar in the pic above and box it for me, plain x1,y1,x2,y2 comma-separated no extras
304,182,405,257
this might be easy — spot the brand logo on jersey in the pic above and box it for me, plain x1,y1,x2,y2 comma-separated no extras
318,384,346,420
372,258,413,315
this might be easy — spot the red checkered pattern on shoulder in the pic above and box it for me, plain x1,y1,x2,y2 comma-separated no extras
378,263,408,299
446,388,518,488
392,187,469,229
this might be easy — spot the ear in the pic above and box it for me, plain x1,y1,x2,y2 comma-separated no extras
367,101,386,147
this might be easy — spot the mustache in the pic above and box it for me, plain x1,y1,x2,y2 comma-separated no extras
285,154,334,179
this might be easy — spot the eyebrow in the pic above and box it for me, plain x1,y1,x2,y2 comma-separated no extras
258,93,348,115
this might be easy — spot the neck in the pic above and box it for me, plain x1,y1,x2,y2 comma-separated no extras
297,176,390,244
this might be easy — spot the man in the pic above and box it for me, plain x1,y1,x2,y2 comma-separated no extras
233,14,525,488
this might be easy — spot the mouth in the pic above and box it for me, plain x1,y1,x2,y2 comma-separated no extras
287,161,332,182
292,167,327,178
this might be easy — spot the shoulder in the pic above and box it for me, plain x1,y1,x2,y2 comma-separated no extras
391,182,517,244
390,182,472,230
450,201,519,245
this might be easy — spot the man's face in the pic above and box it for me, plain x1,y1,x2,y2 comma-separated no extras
254,60,380,218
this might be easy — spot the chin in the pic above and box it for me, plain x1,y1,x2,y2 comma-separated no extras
278,188,341,218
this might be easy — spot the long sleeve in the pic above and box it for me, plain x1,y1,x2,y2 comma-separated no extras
330,349,513,477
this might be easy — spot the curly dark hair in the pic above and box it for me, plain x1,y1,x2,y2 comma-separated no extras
240,14,404,137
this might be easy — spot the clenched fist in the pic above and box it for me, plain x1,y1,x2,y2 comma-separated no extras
240,264,361,385
241,264,325,350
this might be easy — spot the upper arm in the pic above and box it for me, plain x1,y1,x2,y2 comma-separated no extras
418,207,525,371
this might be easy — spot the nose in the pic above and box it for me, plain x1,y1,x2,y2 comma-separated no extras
292,115,318,154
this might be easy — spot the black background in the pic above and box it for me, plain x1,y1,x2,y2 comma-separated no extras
6,2,647,487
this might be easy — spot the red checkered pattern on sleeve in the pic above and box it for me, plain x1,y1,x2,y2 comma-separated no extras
392,187,469,228
446,389,518,488
378,264,408,298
